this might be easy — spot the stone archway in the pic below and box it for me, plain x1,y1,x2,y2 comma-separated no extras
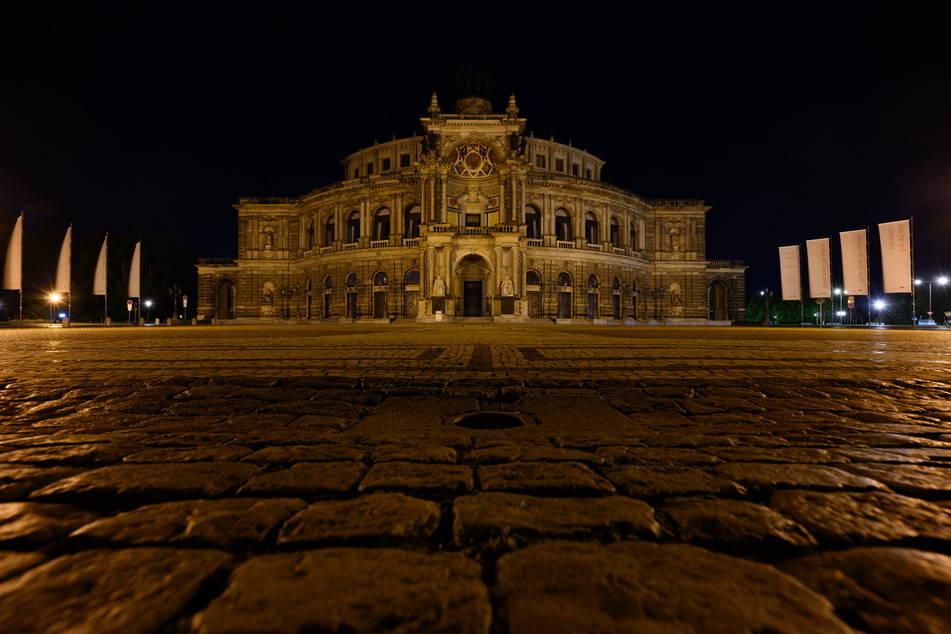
216,279,234,320
708,280,730,321
454,254,491,317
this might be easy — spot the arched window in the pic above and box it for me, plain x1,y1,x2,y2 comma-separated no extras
588,274,599,289
612,276,621,290
610,218,620,247
306,220,316,250
373,271,387,286
558,272,572,287
630,222,640,251
346,273,357,288
405,205,421,239
585,212,598,244
347,211,360,244
324,275,333,289
324,216,335,246
555,209,571,242
374,208,391,241
524,206,540,239
526,270,541,286
405,270,420,285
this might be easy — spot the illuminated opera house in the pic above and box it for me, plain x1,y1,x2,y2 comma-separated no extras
197,87,746,324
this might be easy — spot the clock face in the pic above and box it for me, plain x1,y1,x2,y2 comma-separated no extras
448,141,498,177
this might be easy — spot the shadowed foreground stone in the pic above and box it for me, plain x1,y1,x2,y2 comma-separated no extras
454,492,662,547
478,462,615,496
192,548,491,634
770,490,951,545
236,461,365,498
662,497,817,551
29,462,262,507
70,498,306,549
0,502,100,546
496,541,854,634
0,547,232,634
277,492,440,546
782,547,951,634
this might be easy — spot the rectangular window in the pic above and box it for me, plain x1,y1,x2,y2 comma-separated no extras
353,168,360,179
535,155,546,169
399,153,411,167
465,214,481,227
555,158,565,172
571,164,579,176
585,168,592,180
382,158,391,171
366,163,374,176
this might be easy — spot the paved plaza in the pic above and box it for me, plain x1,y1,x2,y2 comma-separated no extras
1,323,950,633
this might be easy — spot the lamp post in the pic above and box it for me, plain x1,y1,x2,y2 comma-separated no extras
145,300,152,323
874,299,886,325
915,277,948,323
48,293,61,326
760,289,770,325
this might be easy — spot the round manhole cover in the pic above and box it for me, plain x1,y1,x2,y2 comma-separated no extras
448,411,535,430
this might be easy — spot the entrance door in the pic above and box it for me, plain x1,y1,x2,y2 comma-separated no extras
558,292,572,318
587,293,598,319
373,291,387,318
405,290,418,318
346,292,358,318
464,281,482,316
527,291,541,318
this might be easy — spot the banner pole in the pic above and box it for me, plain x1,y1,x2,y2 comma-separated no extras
910,216,916,328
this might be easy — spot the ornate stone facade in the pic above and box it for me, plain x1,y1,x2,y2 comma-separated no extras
197,93,746,324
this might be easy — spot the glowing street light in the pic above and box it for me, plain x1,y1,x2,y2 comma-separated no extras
873,299,887,325
915,277,948,323
48,293,61,326
144,300,153,322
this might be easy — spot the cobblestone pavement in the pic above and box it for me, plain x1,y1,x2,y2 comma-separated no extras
1,324,950,633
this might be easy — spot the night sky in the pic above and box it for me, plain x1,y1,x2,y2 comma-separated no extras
2,4,949,302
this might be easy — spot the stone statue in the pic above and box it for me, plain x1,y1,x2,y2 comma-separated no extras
263,289,274,305
501,278,514,296
669,228,681,252
432,276,446,297
669,283,682,306
264,230,274,250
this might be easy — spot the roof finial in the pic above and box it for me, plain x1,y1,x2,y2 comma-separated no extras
428,92,441,118
506,93,519,118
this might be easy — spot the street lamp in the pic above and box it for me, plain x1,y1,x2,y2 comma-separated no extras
874,299,886,325
48,293,61,326
915,277,948,323
145,300,153,322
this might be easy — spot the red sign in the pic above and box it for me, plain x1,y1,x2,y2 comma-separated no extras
126,300,133,311
847,296,855,309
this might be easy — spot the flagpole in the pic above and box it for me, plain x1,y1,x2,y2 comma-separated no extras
910,216,916,328
866,227,871,327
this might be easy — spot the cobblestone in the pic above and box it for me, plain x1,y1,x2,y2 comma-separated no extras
1,323,950,632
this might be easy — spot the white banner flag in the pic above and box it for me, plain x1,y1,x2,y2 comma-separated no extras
93,234,108,296
879,220,912,293
54,225,71,294
806,238,831,298
128,241,141,298
839,229,869,295
779,245,801,301
2,213,22,291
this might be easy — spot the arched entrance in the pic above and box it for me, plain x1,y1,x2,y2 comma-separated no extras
708,280,729,321
455,254,491,317
216,279,234,320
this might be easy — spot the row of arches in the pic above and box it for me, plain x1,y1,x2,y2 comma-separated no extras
304,206,423,249
524,206,641,248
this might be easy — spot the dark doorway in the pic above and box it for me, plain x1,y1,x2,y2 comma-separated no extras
373,291,387,318
464,281,482,316
558,292,572,319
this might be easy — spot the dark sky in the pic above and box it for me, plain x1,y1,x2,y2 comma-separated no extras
2,3,949,296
